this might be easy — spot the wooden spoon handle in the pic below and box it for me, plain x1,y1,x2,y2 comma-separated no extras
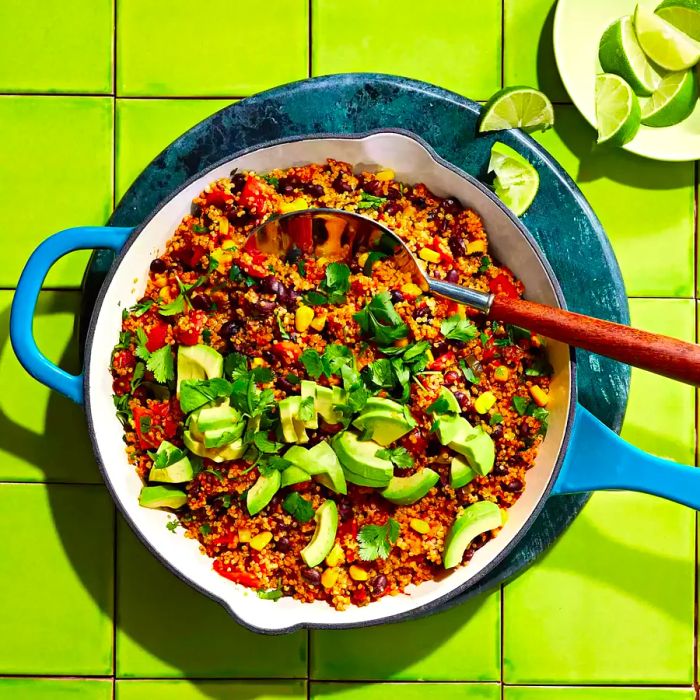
490,295,700,386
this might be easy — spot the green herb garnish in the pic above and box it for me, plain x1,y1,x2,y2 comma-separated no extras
512,395,530,416
375,447,413,469
440,314,478,342
353,291,408,346
146,345,174,383
131,298,155,317
357,518,400,561
303,262,351,305
257,588,283,601
357,192,387,210
489,413,504,426
283,492,315,523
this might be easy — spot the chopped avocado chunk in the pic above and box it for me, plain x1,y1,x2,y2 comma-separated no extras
280,465,311,488
300,380,319,429
439,387,462,414
203,423,245,448
434,414,474,445
300,500,338,567
352,410,414,446
332,430,394,486
183,430,244,462
316,385,345,424
380,468,440,505
247,470,282,515
344,470,391,487
307,441,347,494
363,396,405,414
443,501,502,568
139,484,187,509
450,428,495,476
176,344,223,395
149,441,193,483
195,403,242,432
450,454,477,488
279,396,308,443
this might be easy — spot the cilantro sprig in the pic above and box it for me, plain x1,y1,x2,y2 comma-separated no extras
304,262,351,305
375,447,413,469
357,518,400,561
283,492,315,522
440,314,478,342
353,291,408,346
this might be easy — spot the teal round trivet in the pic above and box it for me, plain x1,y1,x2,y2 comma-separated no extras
79,73,629,613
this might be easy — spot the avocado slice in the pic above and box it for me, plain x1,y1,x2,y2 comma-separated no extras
316,385,345,425
363,396,405,415
306,441,347,494
280,465,311,488
196,403,242,432
300,500,338,567
352,410,414,446
450,454,477,488
149,441,193,484
139,484,187,509
300,380,319,429
434,414,474,446
332,431,394,485
184,430,245,463
176,344,223,395
380,467,440,505
450,428,495,476
279,396,309,443
247,470,282,515
439,387,462,414
203,423,245,449
443,501,502,568
343,470,391,488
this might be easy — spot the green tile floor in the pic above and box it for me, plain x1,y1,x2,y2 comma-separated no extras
0,0,697,698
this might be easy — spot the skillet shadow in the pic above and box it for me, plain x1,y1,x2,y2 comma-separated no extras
537,3,691,190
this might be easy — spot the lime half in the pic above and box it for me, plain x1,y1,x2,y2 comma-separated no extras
595,73,642,145
641,69,698,125
479,86,554,133
656,0,700,41
634,4,700,71
488,142,539,216
598,15,662,95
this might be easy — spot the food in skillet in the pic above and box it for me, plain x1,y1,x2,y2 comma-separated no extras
110,161,552,609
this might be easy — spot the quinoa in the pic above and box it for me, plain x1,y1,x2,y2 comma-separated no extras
110,160,553,610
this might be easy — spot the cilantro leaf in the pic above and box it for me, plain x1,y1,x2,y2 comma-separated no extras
529,406,549,435
303,262,351,305
298,396,315,423
512,395,530,416
459,358,480,385
353,291,408,346
489,413,504,426
223,352,248,381
426,395,450,415
179,378,232,413
283,492,315,523
159,294,187,316
257,588,283,601
253,431,282,454
204,428,241,448
440,314,478,342
478,256,491,273
131,361,146,392
146,345,174,383
375,447,414,469
166,519,178,533
300,348,323,378
357,192,387,210
363,251,387,275
322,344,354,376
258,454,291,476
153,442,186,469
357,518,400,561
131,298,155,317
366,358,394,388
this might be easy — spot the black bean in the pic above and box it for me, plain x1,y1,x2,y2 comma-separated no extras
254,299,277,316
369,574,388,597
220,320,240,339
277,377,297,393
442,196,463,214
448,234,467,258
432,341,449,356
445,269,459,283
286,246,302,264
491,424,504,440
493,463,509,476
384,202,402,217
286,174,303,188
301,567,321,585
332,176,353,193
363,179,383,196
426,439,441,457
337,499,353,520
386,187,402,200
150,258,167,274
276,536,291,553
413,306,431,320
504,478,524,493
305,183,325,198
411,196,427,210
261,275,284,296
190,294,210,311
230,173,247,193
452,390,471,411
389,290,404,304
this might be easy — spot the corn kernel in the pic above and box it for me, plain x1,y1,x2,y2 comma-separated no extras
474,391,497,414
530,385,549,407
159,286,171,302
219,218,230,236
358,252,369,268
325,543,345,567
222,238,237,250
295,305,315,332
250,531,273,551
251,357,266,369
393,337,409,348
321,567,340,589
456,304,466,318
154,274,167,288
375,168,395,181
467,240,487,254
310,313,327,331
349,565,369,581
500,508,509,524
238,529,251,543
493,366,510,382
419,247,441,263
279,198,308,214
401,282,423,298
410,518,430,534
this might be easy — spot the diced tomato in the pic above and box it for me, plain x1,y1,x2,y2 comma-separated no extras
338,518,358,539
112,376,131,396
113,349,136,370
213,559,261,589
132,401,177,449
239,176,268,216
270,341,301,363
204,188,233,209
210,532,237,547
237,256,268,279
428,351,455,371
145,320,168,352
427,236,454,264
174,310,207,346
489,272,519,298
350,588,367,605
174,243,206,269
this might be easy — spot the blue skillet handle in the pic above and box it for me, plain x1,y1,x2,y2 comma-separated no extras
10,226,133,405
552,404,700,510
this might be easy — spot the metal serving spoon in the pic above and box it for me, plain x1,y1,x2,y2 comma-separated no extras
249,208,700,386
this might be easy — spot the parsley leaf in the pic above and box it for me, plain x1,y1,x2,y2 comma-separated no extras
512,395,530,416
300,348,324,378
440,314,478,342
146,345,174,383
179,378,232,413
375,447,413,469
357,192,387,210
357,518,400,561
283,492,315,522
353,291,408,346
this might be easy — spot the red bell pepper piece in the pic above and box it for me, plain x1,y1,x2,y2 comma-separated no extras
270,341,301,363
213,559,262,589
112,349,136,370
174,310,206,346
428,351,455,371
174,244,206,270
240,176,268,215
204,189,233,209
132,401,177,450
488,272,518,298
146,320,168,352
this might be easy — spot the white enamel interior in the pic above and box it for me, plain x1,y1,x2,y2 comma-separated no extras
87,133,573,632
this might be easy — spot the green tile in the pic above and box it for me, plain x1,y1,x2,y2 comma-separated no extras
310,591,500,680
0,0,113,93
0,679,112,700
116,680,306,700
0,291,99,482
115,518,307,678
0,484,114,674
0,96,113,288
116,99,233,201
505,689,695,700
532,105,694,297
116,0,308,96
311,683,500,700
504,302,696,684
504,0,567,102
311,0,501,100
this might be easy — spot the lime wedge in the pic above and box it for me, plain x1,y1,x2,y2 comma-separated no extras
656,0,700,41
479,86,554,133
598,15,662,95
641,68,698,125
595,73,642,145
488,142,539,216
634,3,700,70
